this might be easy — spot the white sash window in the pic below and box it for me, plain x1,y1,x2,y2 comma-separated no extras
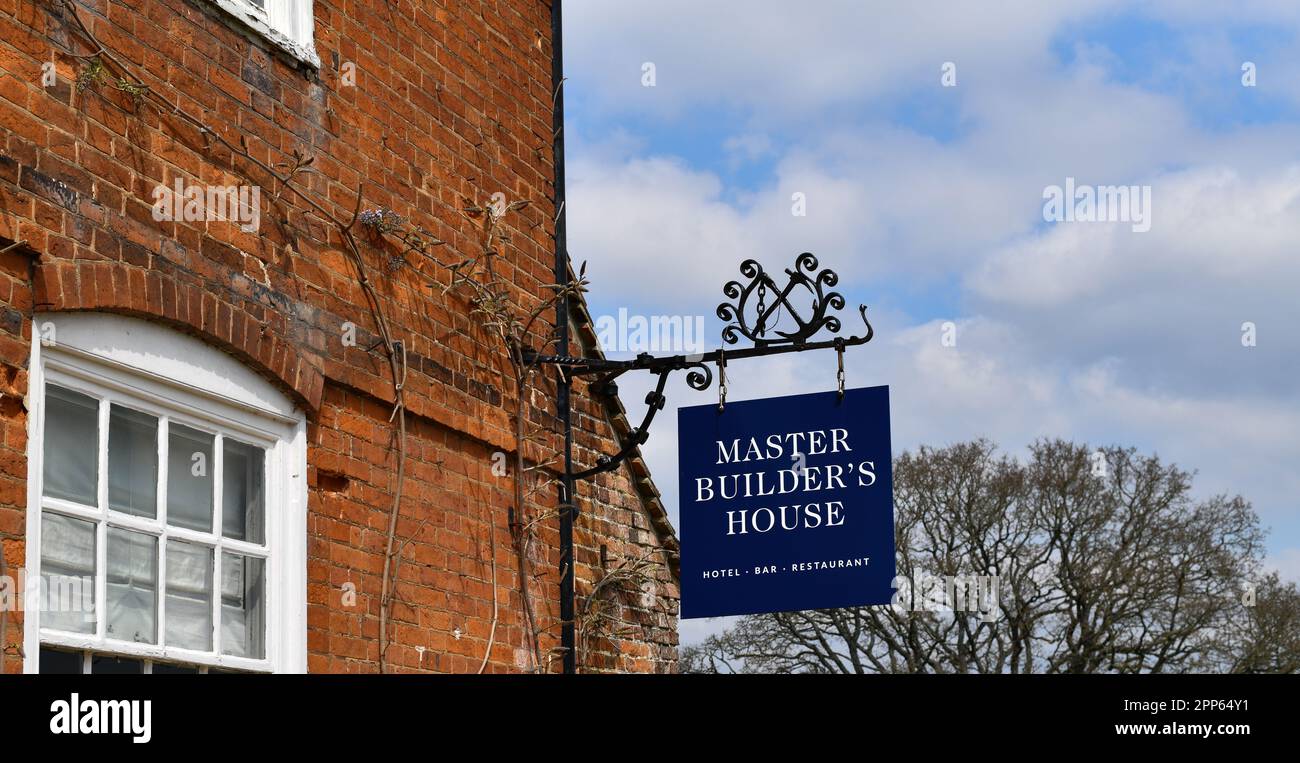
25,314,307,673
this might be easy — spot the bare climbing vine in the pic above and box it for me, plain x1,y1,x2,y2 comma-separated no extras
577,548,661,669
442,198,589,671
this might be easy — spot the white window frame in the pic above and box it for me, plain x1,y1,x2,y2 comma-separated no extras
209,0,320,69
23,313,308,673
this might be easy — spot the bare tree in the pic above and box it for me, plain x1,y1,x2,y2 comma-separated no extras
1213,572,1300,673
682,439,1297,674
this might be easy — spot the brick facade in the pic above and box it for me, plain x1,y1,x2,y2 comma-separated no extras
0,0,679,673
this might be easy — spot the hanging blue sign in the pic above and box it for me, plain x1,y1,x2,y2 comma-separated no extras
678,385,895,619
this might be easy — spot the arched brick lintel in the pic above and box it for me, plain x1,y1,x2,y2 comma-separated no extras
33,260,325,414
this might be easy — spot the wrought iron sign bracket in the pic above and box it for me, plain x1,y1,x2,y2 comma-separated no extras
526,253,875,508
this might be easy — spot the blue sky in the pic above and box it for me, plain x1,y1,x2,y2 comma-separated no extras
561,0,1300,644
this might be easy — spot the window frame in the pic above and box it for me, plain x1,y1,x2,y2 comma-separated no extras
23,315,308,674
40,646,229,674
208,0,320,69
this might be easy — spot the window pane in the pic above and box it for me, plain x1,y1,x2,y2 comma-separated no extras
39,647,84,674
165,540,213,651
108,405,158,518
167,424,213,532
40,512,96,633
42,385,99,506
220,553,264,659
223,439,265,543
91,654,143,674
152,663,200,674
106,527,157,644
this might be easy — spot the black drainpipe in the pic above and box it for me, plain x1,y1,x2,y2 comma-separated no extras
550,0,576,675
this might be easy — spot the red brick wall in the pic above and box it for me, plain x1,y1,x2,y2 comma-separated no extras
0,0,679,673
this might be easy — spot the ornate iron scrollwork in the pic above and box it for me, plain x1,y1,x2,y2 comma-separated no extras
684,359,714,391
717,253,848,348
526,252,874,485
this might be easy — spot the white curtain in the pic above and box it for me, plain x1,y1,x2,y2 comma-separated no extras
106,527,156,643
167,424,213,531
165,540,213,650
221,553,264,659
40,512,96,633
42,385,98,506
222,439,265,543
108,405,158,517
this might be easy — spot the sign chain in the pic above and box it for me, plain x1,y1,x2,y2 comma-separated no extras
717,346,727,412
835,338,846,401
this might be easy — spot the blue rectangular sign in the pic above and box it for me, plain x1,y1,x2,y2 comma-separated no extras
678,385,895,619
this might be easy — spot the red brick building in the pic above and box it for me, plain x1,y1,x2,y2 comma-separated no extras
0,0,680,674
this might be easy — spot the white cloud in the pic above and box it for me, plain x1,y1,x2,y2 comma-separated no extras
722,133,773,167
566,0,1124,119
